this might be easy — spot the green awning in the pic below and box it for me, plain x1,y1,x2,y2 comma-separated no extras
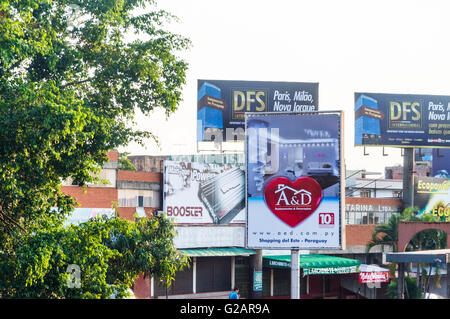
263,254,361,275
179,247,257,257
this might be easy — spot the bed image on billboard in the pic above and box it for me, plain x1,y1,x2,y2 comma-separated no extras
198,167,245,224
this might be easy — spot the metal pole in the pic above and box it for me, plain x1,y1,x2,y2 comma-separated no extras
270,269,274,297
250,250,263,298
291,249,300,299
447,260,450,299
402,148,415,208
231,256,235,291
150,276,154,299
193,257,197,294
398,263,405,299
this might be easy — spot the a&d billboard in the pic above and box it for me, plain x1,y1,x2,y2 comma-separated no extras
245,111,344,249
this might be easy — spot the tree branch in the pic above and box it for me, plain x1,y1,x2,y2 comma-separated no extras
0,210,27,233
61,78,94,88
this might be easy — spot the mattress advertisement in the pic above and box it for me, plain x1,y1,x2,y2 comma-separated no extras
245,112,344,249
355,92,450,147
163,160,246,224
414,176,450,222
197,79,319,142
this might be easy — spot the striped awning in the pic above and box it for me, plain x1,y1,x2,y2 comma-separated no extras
179,247,257,257
263,254,361,275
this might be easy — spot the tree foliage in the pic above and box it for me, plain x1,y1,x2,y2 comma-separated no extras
0,0,190,233
0,0,190,298
366,207,446,253
386,276,423,299
367,207,447,299
1,215,189,298
118,152,137,171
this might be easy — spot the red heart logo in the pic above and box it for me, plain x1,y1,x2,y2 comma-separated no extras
263,176,323,228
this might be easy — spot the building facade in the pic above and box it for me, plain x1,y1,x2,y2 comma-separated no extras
61,153,406,299
61,151,161,298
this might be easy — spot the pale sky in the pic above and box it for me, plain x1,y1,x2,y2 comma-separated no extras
121,0,450,175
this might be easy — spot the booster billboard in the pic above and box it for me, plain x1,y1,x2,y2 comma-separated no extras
245,112,344,249
355,92,450,147
197,80,319,142
163,160,246,224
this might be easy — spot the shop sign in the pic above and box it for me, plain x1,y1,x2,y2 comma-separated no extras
303,265,360,275
345,204,400,213
359,271,390,284
266,259,291,269
253,271,263,291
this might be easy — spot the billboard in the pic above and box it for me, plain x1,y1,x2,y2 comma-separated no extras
355,92,450,147
64,208,115,226
197,80,319,142
432,148,450,178
163,160,246,224
414,176,450,222
245,112,344,249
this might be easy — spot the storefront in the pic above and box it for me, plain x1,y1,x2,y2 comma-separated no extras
341,264,391,299
153,247,256,299
262,254,361,299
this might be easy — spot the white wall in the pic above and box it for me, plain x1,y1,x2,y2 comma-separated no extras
174,225,245,249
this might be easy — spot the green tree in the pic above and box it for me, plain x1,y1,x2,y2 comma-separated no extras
366,207,446,299
366,207,445,253
118,152,137,171
386,276,423,299
0,0,190,298
1,215,189,298
366,209,405,253
0,0,190,233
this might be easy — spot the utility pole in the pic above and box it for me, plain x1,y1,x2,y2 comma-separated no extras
400,147,414,299
291,249,300,299
402,148,415,209
249,250,263,298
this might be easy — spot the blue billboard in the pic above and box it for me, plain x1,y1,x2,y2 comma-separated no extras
197,80,319,142
355,92,450,147
432,148,450,178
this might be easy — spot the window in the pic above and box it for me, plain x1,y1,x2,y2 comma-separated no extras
361,212,368,224
392,190,402,198
360,189,371,198
368,212,374,224
348,212,355,225
354,212,362,225
375,212,384,224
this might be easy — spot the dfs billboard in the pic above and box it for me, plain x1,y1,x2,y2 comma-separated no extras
355,92,450,147
197,80,319,142
245,112,344,249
